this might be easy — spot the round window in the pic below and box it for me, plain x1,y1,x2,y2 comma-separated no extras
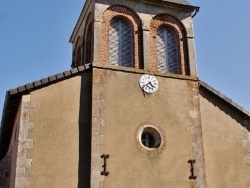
141,132,155,148
141,127,161,148
135,123,166,157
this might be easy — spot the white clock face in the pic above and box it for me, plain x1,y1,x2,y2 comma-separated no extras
139,74,159,93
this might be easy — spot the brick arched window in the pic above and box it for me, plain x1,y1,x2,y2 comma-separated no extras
74,37,82,67
109,19,133,67
157,26,179,73
84,13,94,64
102,5,143,69
150,14,189,75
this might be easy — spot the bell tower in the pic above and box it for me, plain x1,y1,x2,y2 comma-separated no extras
0,0,248,187
70,0,203,187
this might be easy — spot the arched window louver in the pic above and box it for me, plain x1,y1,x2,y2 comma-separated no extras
86,23,94,64
76,46,82,66
109,19,133,67
73,37,82,68
157,27,179,73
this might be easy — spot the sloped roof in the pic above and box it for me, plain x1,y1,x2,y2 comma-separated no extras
163,0,190,5
1,67,249,160
199,81,250,116
0,64,92,160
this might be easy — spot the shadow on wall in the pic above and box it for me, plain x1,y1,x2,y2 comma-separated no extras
78,70,92,188
0,151,11,187
199,87,250,131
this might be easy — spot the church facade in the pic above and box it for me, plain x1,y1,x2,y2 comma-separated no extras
1,0,250,187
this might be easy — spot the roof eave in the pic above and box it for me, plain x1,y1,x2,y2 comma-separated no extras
0,91,22,161
139,0,199,13
69,0,91,43
69,0,199,43
199,80,250,117
0,64,92,161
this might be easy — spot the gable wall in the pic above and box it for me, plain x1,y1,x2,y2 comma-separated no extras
200,89,249,187
17,73,92,188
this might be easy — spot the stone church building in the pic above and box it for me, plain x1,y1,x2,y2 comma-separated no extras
1,0,250,187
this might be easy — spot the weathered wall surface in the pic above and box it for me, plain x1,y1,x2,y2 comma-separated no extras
200,89,249,187
21,74,91,188
91,67,204,188
15,95,35,188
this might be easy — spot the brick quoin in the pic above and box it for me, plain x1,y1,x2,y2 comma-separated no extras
150,14,190,75
101,5,143,69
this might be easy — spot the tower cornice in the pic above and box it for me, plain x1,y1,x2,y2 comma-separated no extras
69,0,199,44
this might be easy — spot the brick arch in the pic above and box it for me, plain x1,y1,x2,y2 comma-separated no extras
74,36,83,67
102,5,143,69
150,14,190,75
83,13,94,64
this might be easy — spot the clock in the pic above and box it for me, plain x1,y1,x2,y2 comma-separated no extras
139,74,159,93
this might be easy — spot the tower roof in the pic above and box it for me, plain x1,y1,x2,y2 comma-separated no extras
163,0,190,5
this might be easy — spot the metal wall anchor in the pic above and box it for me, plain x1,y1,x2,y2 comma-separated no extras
188,159,197,179
101,154,110,176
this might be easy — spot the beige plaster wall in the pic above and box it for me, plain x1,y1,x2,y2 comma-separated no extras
200,92,249,187
26,76,83,188
92,68,202,188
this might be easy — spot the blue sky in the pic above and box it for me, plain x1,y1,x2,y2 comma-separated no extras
0,0,250,120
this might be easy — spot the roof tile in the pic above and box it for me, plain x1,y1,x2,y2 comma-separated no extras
78,65,86,71
9,89,19,95
71,68,79,74
48,75,57,82
56,73,64,79
17,86,26,93
41,78,49,85
25,83,34,90
0,64,91,161
63,70,71,77
199,80,250,116
33,80,42,87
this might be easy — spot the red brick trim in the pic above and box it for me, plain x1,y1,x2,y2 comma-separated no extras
150,14,189,75
74,36,83,67
84,13,94,64
102,5,143,68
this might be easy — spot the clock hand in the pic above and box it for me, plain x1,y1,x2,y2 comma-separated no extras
143,83,149,89
148,82,155,88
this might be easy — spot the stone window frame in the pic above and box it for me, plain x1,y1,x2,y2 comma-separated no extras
135,123,166,157
102,5,143,69
150,14,190,75
83,13,94,64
